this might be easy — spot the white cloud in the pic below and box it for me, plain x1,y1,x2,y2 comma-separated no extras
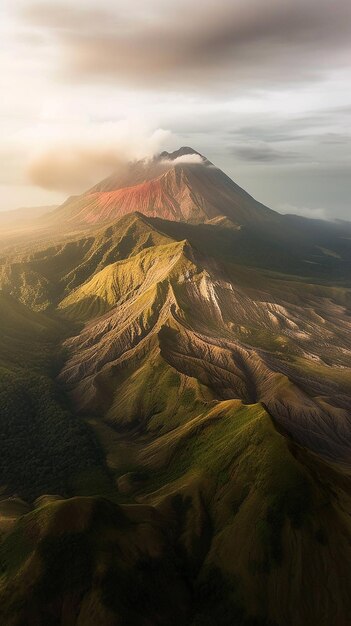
161,153,205,166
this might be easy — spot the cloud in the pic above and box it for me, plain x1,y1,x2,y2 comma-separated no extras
161,153,205,166
278,203,327,220
19,0,351,90
26,121,171,192
28,147,125,192
232,144,300,163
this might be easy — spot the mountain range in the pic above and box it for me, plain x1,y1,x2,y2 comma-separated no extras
0,148,350,626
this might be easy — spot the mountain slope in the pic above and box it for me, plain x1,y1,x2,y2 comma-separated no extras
2,206,351,321
57,233,351,463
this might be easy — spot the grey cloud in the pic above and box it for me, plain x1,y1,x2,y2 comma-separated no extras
231,144,301,163
229,125,310,144
319,133,351,145
20,0,351,89
229,110,351,145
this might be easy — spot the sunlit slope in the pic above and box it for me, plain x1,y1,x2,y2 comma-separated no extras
58,239,193,321
2,209,350,321
0,213,173,310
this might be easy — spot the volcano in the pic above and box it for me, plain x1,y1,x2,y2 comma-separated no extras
47,147,279,228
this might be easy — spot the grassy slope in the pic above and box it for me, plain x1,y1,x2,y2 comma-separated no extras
58,239,190,321
2,209,351,317
0,213,173,312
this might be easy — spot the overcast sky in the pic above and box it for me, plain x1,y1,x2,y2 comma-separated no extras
1,0,351,220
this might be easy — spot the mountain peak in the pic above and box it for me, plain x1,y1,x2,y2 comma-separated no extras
159,146,204,161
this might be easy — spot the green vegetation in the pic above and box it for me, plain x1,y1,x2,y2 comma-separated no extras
143,403,271,487
0,369,107,500
0,293,109,501
106,354,213,434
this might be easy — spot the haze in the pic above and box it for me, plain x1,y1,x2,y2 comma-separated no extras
1,0,351,220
